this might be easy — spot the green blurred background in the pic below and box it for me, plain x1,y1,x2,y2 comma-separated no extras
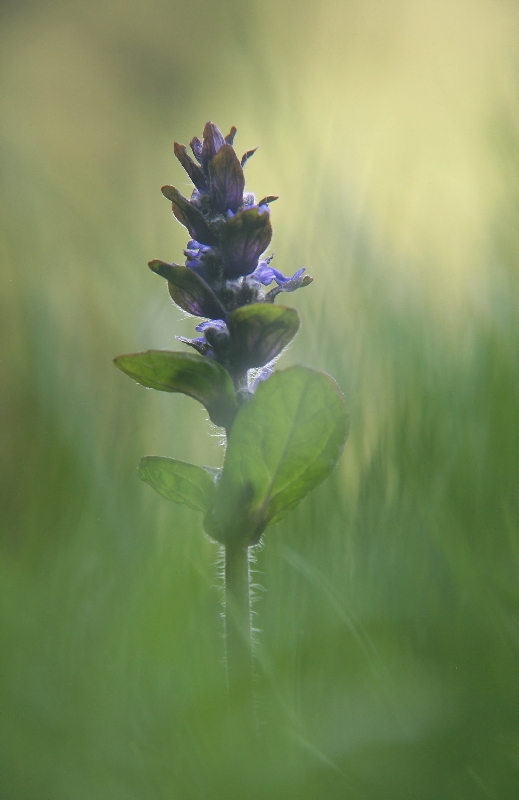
2,0,519,796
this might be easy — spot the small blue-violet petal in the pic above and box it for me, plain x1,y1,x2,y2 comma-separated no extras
184,242,213,271
195,319,228,333
252,261,275,285
252,263,305,286
281,267,305,283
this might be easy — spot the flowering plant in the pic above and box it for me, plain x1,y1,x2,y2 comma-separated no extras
114,122,349,705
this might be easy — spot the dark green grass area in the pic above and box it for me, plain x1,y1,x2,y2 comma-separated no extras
2,0,519,797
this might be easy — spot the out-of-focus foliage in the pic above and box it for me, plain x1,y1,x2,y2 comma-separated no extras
1,0,519,797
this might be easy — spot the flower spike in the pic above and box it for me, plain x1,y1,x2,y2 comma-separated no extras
152,122,310,374
114,119,349,714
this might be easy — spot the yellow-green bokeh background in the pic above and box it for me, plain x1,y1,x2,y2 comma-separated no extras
2,0,519,797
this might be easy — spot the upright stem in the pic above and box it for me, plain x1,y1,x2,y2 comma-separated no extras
224,542,254,711
223,374,255,720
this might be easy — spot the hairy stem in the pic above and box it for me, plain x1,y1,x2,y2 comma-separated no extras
224,542,254,712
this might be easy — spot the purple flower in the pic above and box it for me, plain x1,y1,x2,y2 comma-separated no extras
252,262,305,286
195,319,228,334
192,319,230,361
176,335,213,358
177,319,229,359
184,240,212,271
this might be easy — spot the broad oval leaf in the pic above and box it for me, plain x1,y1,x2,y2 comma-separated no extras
204,366,349,545
113,350,237,428
228,303,300,370
219,206,272,279
148,260,226,319
139,456,216,513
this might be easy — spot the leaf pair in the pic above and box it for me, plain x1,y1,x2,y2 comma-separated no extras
113,304,299,427
134,366,349,547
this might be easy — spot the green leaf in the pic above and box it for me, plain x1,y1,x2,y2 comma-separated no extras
113,350,238,428
161,185,216,246
148,260,226,319
139,456,216,513
228,303,300,370
219,206,272,279
204,366,349,545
